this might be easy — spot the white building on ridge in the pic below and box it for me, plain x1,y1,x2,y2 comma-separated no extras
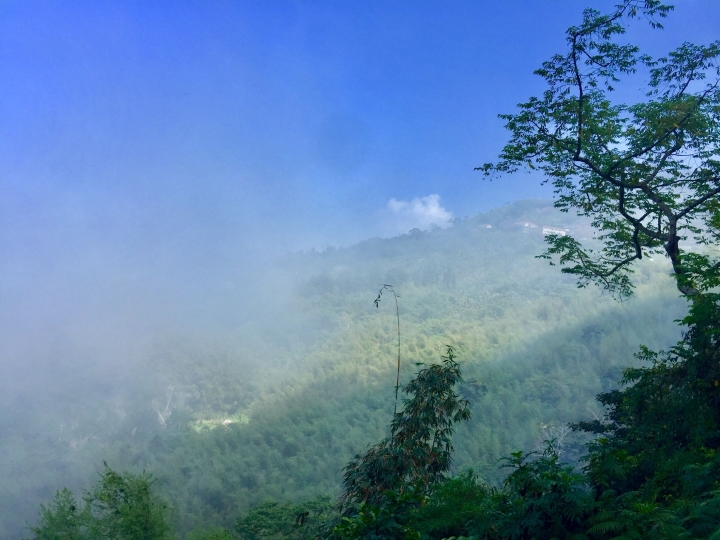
542,226,567,236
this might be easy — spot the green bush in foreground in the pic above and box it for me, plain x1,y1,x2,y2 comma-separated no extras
28,465,172,540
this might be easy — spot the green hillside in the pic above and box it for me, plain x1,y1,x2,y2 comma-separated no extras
5,200,685,537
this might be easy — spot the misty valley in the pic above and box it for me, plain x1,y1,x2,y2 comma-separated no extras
1,201,687,537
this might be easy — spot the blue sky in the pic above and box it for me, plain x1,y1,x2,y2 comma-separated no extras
1,1,718,341
2,1,719,251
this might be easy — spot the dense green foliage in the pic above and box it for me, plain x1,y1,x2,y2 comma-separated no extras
234,497,337,540
11,200,685,538
256,297,720,540
30,289,720,539
340,347,470,511
28,465,171,540
406,297,720,539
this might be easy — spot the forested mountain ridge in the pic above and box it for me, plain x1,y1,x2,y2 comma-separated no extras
5,199,686,537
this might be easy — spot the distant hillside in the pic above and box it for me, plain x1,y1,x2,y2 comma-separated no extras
2,200,686,537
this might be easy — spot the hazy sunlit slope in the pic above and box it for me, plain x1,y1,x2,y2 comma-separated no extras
2,201,685,537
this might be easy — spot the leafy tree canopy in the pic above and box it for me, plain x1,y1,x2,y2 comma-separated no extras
28,464,172,540
480,0,720,298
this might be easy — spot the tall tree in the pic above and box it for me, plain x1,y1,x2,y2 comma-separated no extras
479,0,720,299
340,347,470,510
28,489,86,540
474,3,720,537
84,465,172,540
28,465,172,540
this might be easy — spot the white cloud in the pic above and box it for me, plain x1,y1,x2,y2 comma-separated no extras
383,194,453,235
